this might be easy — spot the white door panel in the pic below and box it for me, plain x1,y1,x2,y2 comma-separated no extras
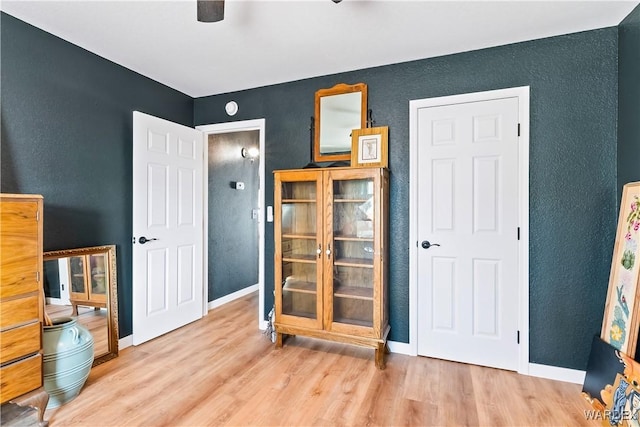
133,111,204,346
57,258,71,305
417,97,519,371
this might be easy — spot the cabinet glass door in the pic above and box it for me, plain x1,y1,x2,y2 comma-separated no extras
69,255,87,299
279,179,320,321
89,254,108,303
331,176,375,328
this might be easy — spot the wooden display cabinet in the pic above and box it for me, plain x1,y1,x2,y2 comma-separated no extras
274,167,389,368
69,253,108,315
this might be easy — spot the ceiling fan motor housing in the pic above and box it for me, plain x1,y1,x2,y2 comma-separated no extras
197,0,225,23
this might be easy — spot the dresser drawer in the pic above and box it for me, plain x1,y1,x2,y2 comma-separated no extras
0,270,39,300
0,200,40,300
0,353,42,404
0,294,39,329
0,322,41,365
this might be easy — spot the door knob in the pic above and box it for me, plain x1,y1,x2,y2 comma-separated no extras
421,240,440,249
138,236,158,244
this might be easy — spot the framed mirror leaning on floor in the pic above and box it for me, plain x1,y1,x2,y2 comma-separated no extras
43,245,119,366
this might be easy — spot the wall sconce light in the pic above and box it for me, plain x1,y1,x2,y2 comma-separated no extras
241,147,259,162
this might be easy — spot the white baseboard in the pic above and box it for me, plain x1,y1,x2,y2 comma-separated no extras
45,297,65,305
388,341,584,384
387,340,414,356
208,284,259,310
119,335,133,350
527,363,585,384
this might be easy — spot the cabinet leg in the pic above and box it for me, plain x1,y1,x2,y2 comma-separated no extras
375,343,386,370
275,332,283,348
10,387,49,427
71,303,78,316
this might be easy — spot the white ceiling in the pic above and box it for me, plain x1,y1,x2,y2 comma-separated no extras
2,0,638,98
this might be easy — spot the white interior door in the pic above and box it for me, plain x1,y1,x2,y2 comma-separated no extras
416,96,520,371
58,258,71,305
132,111,204,345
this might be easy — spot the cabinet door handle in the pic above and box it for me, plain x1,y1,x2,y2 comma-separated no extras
317,244,322,258
326,244,332,259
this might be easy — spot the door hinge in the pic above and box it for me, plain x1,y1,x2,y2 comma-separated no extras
36,210,40,221
36,271,40,282
517,123,521,137
517,330,520,344
517,227,520,240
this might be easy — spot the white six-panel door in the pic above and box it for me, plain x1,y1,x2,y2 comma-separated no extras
132,111,204,345
416,97,520,370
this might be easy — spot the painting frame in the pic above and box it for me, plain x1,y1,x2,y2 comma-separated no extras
582,338,640,426
601,181,640,357
351,126,388,168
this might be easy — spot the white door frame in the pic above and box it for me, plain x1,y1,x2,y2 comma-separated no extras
197,119,267,330
408,87,530,374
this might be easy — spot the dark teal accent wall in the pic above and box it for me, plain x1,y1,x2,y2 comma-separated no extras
207,131,260,299
618,4,640,197
1,13,194,338
195,28,619,370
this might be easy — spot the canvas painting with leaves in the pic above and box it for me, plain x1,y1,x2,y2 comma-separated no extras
602,182,640,356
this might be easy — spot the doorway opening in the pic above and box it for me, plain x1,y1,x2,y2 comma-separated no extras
198,119,267,329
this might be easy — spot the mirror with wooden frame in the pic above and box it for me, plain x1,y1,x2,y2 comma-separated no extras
43,245,119,366
314,82,368,163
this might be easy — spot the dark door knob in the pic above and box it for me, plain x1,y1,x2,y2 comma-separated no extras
421,240,440,249
138,236,158,244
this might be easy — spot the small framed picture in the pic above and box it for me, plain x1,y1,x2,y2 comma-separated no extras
351,126,388,168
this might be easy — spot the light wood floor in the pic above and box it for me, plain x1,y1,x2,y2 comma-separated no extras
40,292,596,426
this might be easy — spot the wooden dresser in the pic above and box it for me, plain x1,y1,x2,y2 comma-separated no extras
1,194,49,426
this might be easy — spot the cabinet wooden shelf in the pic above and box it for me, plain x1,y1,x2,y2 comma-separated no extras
333,285,373,300
282,233,316,239
282,256,317,264
333,317,372,327
282,199,316,203
283,279,316,294
334,199,370,203
274,167,389,369
334,235,373,242
334,257,374,268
